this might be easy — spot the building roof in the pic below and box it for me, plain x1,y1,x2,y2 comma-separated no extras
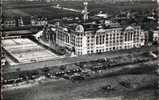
3,30,33,36
52,15,142,34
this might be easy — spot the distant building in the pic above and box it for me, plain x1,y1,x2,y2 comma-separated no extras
31,17,48,26
2,17,24,28
3,18,16,28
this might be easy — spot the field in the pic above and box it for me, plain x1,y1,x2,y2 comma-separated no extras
2,74,158,100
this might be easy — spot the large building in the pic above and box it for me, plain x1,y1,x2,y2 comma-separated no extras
39,2,147,56
43,23,146,56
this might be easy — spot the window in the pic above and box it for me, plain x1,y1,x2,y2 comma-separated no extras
66,35,69,43
96,36,99,45
87,36,90,39
87,44,90,47
102,35,105,44
99,35,102,44
125,34,128,41
96,50,98,53
106,34,108,40
87,51,90,54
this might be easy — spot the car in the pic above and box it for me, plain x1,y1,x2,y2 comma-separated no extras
14,78,23,83
71,75,85,81
72,69,81,73
119,81,131,88
102,85,115,91
62,74,70,79
3,80,9,85
4,79,15,84
55,71,65,77
65,70,73,74
45,73,52,78
30,75,39,80
31,59,37,62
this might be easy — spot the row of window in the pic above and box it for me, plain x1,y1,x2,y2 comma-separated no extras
76,51,82,55
57,31,70,43
96,35,105,45
76,36,83,47
89,44,135,54
87,42,142,53
95,46,123,53
78,42,142,55
86,36,142,47
70,35,76,46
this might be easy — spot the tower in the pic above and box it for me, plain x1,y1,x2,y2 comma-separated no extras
82,1,88,22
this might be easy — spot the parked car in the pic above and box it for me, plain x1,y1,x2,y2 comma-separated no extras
102,85,115,91
62,74,70,80
119,81,131,88
55,71,65,77
70,75,85,81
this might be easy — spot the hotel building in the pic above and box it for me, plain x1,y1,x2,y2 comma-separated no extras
42,19,146,56
40,2,147,56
